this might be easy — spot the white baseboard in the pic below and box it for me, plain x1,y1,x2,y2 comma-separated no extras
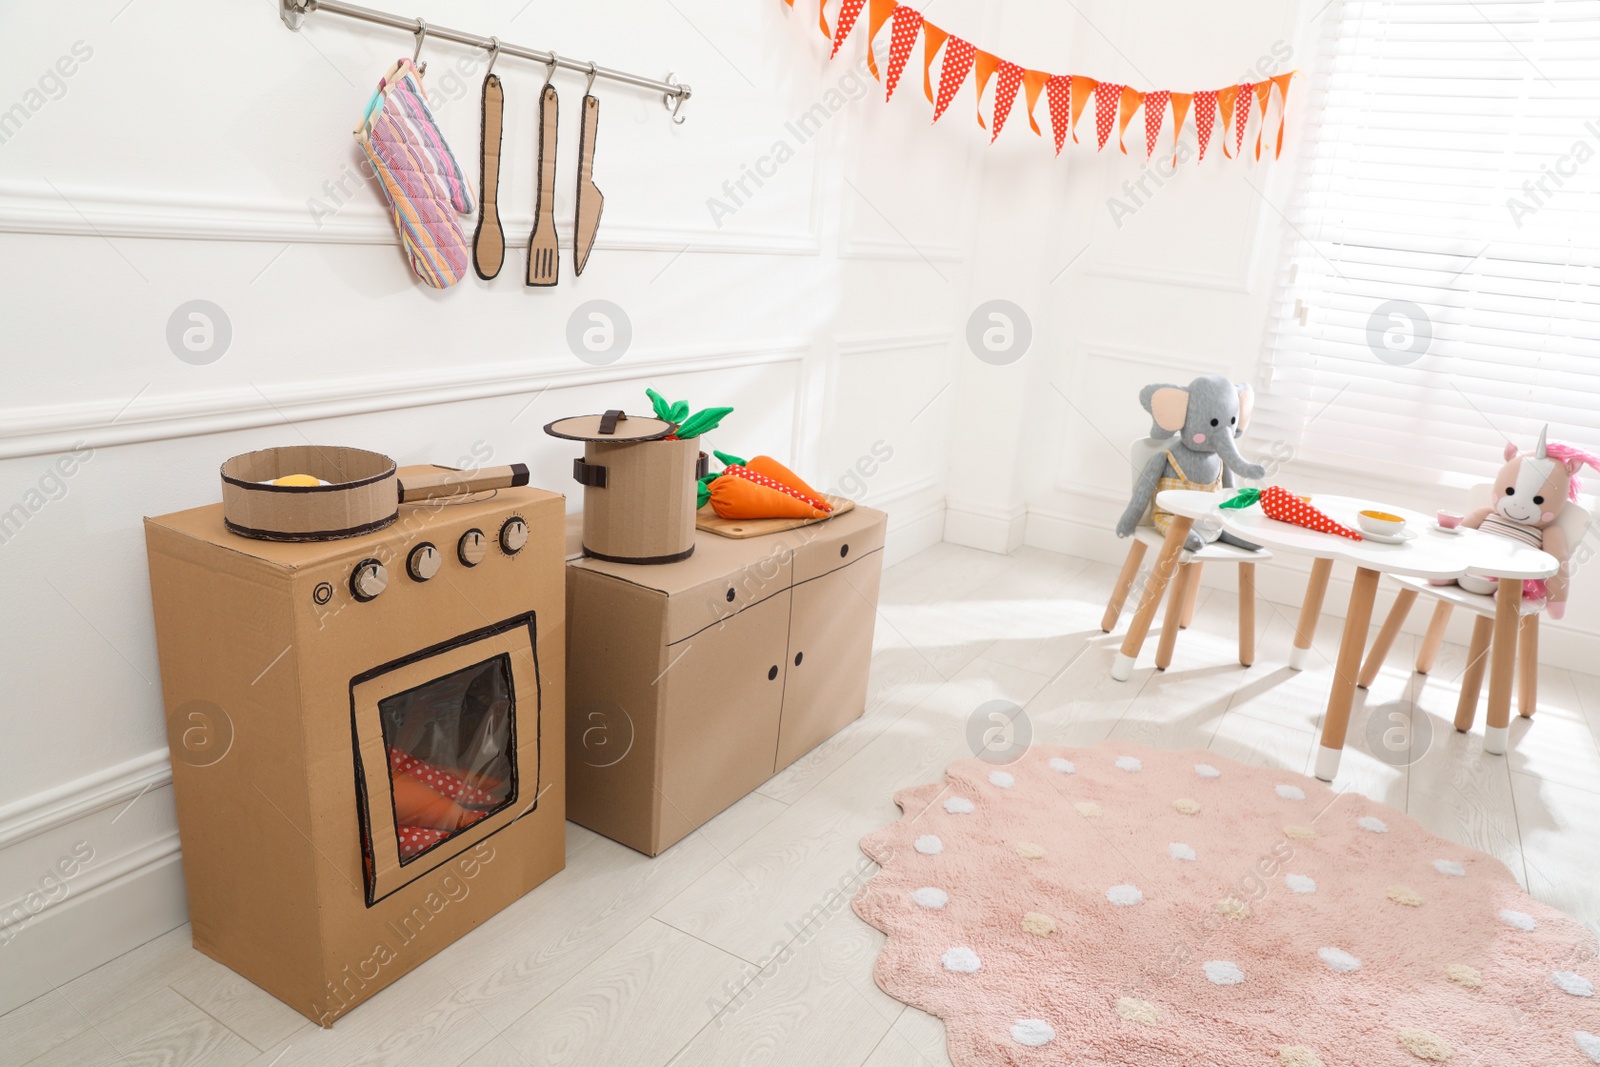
0,835,187,1015
944,500,1027,555
886,501,946,567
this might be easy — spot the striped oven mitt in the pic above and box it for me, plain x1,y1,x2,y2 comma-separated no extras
354,58,475,288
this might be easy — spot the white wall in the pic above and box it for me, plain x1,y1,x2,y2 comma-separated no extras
0,0,980,1008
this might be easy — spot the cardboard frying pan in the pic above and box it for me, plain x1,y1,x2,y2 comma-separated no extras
220,446,529,542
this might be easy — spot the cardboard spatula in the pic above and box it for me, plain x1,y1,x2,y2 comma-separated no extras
573,93,604,276
525,84,560,287
472,73,505,280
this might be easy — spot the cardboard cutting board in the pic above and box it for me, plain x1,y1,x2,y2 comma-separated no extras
695,495,856,539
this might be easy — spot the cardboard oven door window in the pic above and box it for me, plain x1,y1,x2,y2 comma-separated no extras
351,615,541,906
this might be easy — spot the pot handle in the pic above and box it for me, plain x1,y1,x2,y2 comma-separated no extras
398,463,530,502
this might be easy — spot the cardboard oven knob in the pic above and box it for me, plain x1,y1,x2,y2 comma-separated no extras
545,410,703,564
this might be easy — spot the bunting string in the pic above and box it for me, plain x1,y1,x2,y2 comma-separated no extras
794,0,1295,162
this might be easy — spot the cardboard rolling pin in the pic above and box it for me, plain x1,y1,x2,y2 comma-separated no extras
397,464,530,502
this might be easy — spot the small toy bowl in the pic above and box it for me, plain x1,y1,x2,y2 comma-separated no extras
221,445,398,541
1357,509,1407,537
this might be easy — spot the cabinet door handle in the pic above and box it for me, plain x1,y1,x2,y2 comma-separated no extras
793,651,803,666
767,665,779,681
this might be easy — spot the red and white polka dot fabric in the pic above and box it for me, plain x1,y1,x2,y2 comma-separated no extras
1045,74,1071,154
397,826,450,859
387,745,500,807
1143,89,1170,158
1259,486,1364,542
1232,82,1254,157
990,61,1024,141
1092,81,1123,150
884,6,923,101
830,0,865,59
1194,89,1218,161
933,36,976,122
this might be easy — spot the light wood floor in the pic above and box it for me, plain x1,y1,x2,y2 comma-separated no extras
7,544,1600,1067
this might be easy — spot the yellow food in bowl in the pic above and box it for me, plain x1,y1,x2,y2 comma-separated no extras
1360,510,1403,522
271,473,324,487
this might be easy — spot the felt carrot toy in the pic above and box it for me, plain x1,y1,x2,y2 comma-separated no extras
699,457,833,520
1221,486,1364,541
387,746,504,807
713,451,832,513
391,771,485,831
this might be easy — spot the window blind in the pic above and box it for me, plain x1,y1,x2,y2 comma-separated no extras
1258,0,1600,493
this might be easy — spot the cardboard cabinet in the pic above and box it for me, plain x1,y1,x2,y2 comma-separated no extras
566,505,886,855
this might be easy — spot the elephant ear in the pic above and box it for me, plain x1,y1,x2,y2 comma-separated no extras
1140,384,1189,436
1235,383,1255,436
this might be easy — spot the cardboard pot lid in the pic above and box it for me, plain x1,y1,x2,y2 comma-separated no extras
544,412,675,443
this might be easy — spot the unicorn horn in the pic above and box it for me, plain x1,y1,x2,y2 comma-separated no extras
1535,424,1549,459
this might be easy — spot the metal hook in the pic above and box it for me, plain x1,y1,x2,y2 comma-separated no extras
662,72,690,125
543,51,559,85
412,17,427,66
484,36,500,78
585,60,598,97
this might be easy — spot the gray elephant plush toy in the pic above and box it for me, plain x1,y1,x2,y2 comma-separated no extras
1115,374,1266,552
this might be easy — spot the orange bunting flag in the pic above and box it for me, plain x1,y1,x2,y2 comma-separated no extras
1045,74,1072,153
932,36,976,122
921,22,949,103
864,0,895,78
830,0,864,58
991,61,1025,141
1253,79,1273,159
1231,82,1253,156
1068,76,1097,144
972,50,1001,129
1194,88,1219,161
884,5,922,100
1269,72,1294,158
1116,86,1144,154
1216,84,1239,157
1021,69,1049,136
1143,88,1170,158
790,0,1291,166
1091,80,1122,150
1169,91,1193,164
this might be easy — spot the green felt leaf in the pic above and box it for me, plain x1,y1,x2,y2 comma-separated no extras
676,406,734,439
1219,488,1261,510
645,388,672,422
696,471,720,509
670,400,689,422
713,449,747,469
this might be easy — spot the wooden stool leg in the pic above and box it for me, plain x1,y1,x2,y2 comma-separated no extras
1292,558,1335,671
1237,562,1257,668
1156,563,1195,670
1359,588,1417,689
1102,539,1149,633
1454,615,1493,733
1314,566,1379,781
1484,579,1523,755
1416,600,1453,674
1114,517,1193,681
1518,614,1539,718
1180,562,1204,628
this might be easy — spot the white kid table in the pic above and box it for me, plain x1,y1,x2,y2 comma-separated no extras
1112,489,1558,781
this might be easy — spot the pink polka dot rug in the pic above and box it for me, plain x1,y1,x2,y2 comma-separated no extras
852,742,1599,1066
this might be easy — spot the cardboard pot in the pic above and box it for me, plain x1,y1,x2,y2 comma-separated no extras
545,411,704,564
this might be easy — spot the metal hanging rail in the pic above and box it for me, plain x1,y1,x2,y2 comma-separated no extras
279,0,692,122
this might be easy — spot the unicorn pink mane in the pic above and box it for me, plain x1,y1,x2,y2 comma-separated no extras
1544,441,1600,500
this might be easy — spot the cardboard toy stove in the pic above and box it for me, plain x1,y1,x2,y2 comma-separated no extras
144,451,566,1026
566,503,888,856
